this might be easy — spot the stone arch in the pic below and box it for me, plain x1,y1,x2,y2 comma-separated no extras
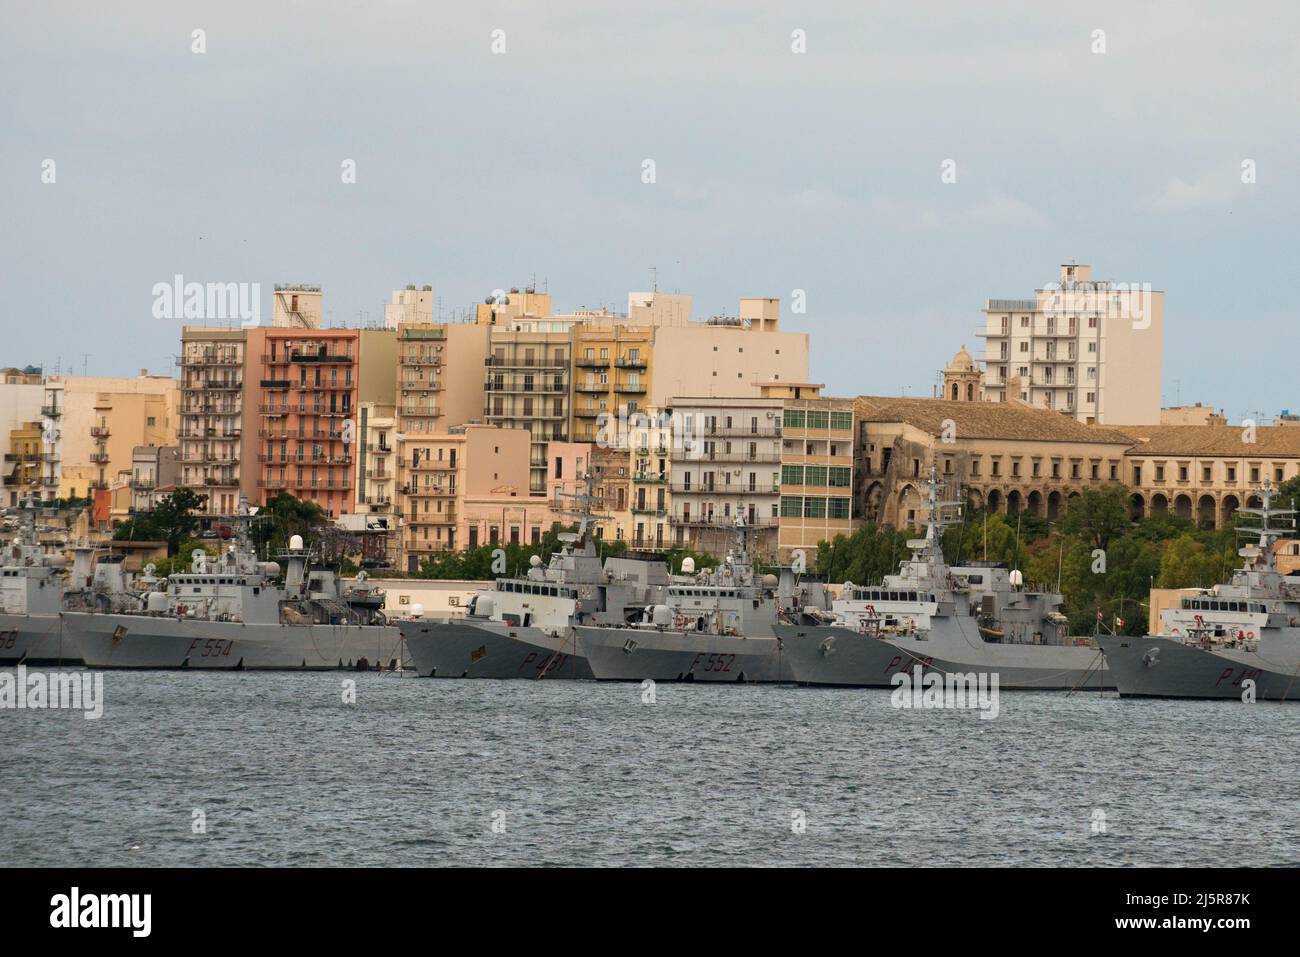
1197,494,1217,529
951,382,960,400
865,481,884,522
966,488,984,511
1026,490,1043,516
986,489,1002,513
1221,494,1239,526
1174,494,1193,521
1047,490,1063,520
1006,489,1023,514
897,484,918,526
1130,493,1145,521
1151,493,1169,516
1246,495,1262,509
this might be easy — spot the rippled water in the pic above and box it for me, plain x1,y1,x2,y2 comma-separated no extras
2,668,1297,867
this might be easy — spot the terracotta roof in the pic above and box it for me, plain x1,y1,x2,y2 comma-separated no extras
854,396,1135,445
1109,425,1300,457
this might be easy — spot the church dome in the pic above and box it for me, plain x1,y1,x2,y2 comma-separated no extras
947,345,976,372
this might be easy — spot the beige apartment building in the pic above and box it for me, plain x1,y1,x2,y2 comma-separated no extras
178,328,246,515
399,422,541,571
1115,424,1300,527
667,395,784,557
129,444,179,513
54,372,179,499
769,383,856,561
977,263,1164,424
483,325,573,495
272,284,323,328
854,396,1136,526
384,285,434,329
1,378,62,502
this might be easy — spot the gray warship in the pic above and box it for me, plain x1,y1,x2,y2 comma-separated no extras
398,476,668,679
775,469,1111,690
1097,480,1300,700
574,518,820,683
64,496,404,670
0,496,143,666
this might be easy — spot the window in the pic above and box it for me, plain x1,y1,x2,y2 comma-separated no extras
780,496,803,518
781,464,804,486
828,497,851,519
829,411,852,430
806,410,829,430
803,498,826,518
554,457,563,479
828,466,851,488
783,409,805,429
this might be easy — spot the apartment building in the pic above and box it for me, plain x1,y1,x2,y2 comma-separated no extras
129,444,179,513
272,284,323,328
1115,424,1300,527
646,297,810,408
4,422,43,505
400,422,537,570
54,372,179,499
483,325,573,494
246,328,359,518
766,383,856,560
0,376,57,504
667,395,784,558
854,396,1135,526
384,285,434,329
178,328,246,515
977,263,1164,424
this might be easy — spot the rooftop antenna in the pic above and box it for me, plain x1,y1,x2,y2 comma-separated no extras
650,266,658,292
80,353,90,376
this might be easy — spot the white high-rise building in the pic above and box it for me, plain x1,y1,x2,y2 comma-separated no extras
977,263,1164,425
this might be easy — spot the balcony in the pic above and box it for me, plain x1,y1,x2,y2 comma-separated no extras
702,426,781,438
614,357,647,368
40,404,61,417
614,380,646,394
260,379,291,390
206,379,243,390
633,473,667,484
206,476,240,487
287,352,353,363
484,357,569,369
89,452,110,464
89,426,111,438
670,515,778,528
696,451,781,464
574,408,605,419
367,443,393,454
575,383,607,393
575,356,610,368
183,353,240,366
631,506,667,517
131,477,156,490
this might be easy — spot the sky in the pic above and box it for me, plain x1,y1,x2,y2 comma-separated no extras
2,1,1298,423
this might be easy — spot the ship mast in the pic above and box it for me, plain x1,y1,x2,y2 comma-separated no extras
1234,479,1297,572
900,464,963,567
550,469,613,550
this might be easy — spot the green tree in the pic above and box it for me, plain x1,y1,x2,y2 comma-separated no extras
114,487,207,556
1059,485,1130,551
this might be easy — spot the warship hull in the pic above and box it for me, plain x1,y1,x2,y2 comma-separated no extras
775,619,1112,690
399,618,592,679
576,626,792,683
63,612,405,671
1096,634,1300,700
0,613,81,666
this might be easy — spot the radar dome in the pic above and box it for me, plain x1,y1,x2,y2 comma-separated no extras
289,534,305,551
651,605,673,626
762,574,779,589
530,554,543,567
146,592,169,613
410,603,424,619
1009,569,1024,588
681,557,696,574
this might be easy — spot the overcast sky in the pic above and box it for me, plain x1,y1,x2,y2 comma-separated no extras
3,2,1297,422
